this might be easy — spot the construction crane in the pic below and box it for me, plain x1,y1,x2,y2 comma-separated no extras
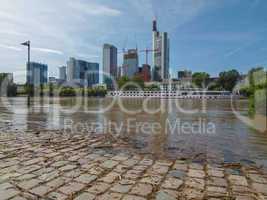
139,48,159,65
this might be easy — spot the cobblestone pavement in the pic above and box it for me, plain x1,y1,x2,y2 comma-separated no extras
0,132,267,200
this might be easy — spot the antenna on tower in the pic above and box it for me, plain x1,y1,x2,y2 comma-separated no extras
153,13,158,32
122,36,128,53
134,34,138,50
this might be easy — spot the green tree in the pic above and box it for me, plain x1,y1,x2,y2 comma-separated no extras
59,87,76,97
144,84,161,91
248,67,265,88
132,75,145,89
218,69,240,91
246,67,266,116
117,76,144,90
192,72,210,88
117,76,130,89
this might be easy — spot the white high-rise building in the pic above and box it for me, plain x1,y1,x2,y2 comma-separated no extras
152,19,170,81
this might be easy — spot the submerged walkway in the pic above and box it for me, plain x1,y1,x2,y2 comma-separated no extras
0,132,267,200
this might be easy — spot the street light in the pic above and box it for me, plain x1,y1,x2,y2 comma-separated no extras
21,40,31,104
21,40,30,67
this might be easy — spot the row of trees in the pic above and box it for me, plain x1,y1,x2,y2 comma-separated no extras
117,76,160,91
117,69,245,92
192,69,241,91
59,87,107,97
23,84,107,97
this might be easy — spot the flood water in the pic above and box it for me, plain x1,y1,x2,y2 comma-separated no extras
0,97,267,167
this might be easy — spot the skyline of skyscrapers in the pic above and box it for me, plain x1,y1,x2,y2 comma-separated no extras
19,18,170,86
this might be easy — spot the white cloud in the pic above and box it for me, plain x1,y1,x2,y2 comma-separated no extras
0,44,22,51
32,47,64,55
0,30,27,37
68,1,121,16
77,53,99,60
224,42,255,57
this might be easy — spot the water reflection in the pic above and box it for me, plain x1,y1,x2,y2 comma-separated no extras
0,97,266,167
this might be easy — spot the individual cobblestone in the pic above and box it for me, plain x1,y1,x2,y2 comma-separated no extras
87,181,110,195
228,175,248,186
74,192,95,200
110,179,135,193
75,174,97,184
161,177,183,190
58,182,85,195
129,183,153,197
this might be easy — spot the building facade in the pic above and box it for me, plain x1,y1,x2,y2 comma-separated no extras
67,57,99,87
177,70,192,88
122,49,139,78
26,62,48,86
152,19,170,81
138,64,151,82
48,77,58,85
103,44,117,79
177,70,192,80
59,66,67,81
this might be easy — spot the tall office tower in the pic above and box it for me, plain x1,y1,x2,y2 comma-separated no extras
122,49,139,78
103,44,117,78
26,62,48,86
59,66,67,81
152,18,170,81
67,57,99,87
103,44,117,88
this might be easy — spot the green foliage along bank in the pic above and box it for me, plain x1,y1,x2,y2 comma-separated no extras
238,67,267,116
59,86,107,97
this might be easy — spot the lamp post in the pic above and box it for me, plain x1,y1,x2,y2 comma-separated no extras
21,41,31,104
21,40,30,74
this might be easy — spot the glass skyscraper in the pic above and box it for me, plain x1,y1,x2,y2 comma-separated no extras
122,49,139,78
67,57,99,87
26,62,48,86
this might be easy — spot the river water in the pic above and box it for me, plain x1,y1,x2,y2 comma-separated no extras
0,97,267,167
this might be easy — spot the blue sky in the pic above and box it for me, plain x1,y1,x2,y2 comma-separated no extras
0,0,266,83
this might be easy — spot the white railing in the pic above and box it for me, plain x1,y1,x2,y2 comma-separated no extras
107,90,236,99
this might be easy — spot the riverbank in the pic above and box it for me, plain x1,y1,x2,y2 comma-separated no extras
0,131,267,200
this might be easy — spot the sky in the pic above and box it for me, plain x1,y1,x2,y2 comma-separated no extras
0,0,266,83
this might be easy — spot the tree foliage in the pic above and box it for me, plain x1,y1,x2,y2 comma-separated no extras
192,72,210,88
144,84,161,91
117,75,144,90
218,69,240,91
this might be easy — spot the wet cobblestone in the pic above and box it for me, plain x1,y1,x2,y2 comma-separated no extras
0,133,267,200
